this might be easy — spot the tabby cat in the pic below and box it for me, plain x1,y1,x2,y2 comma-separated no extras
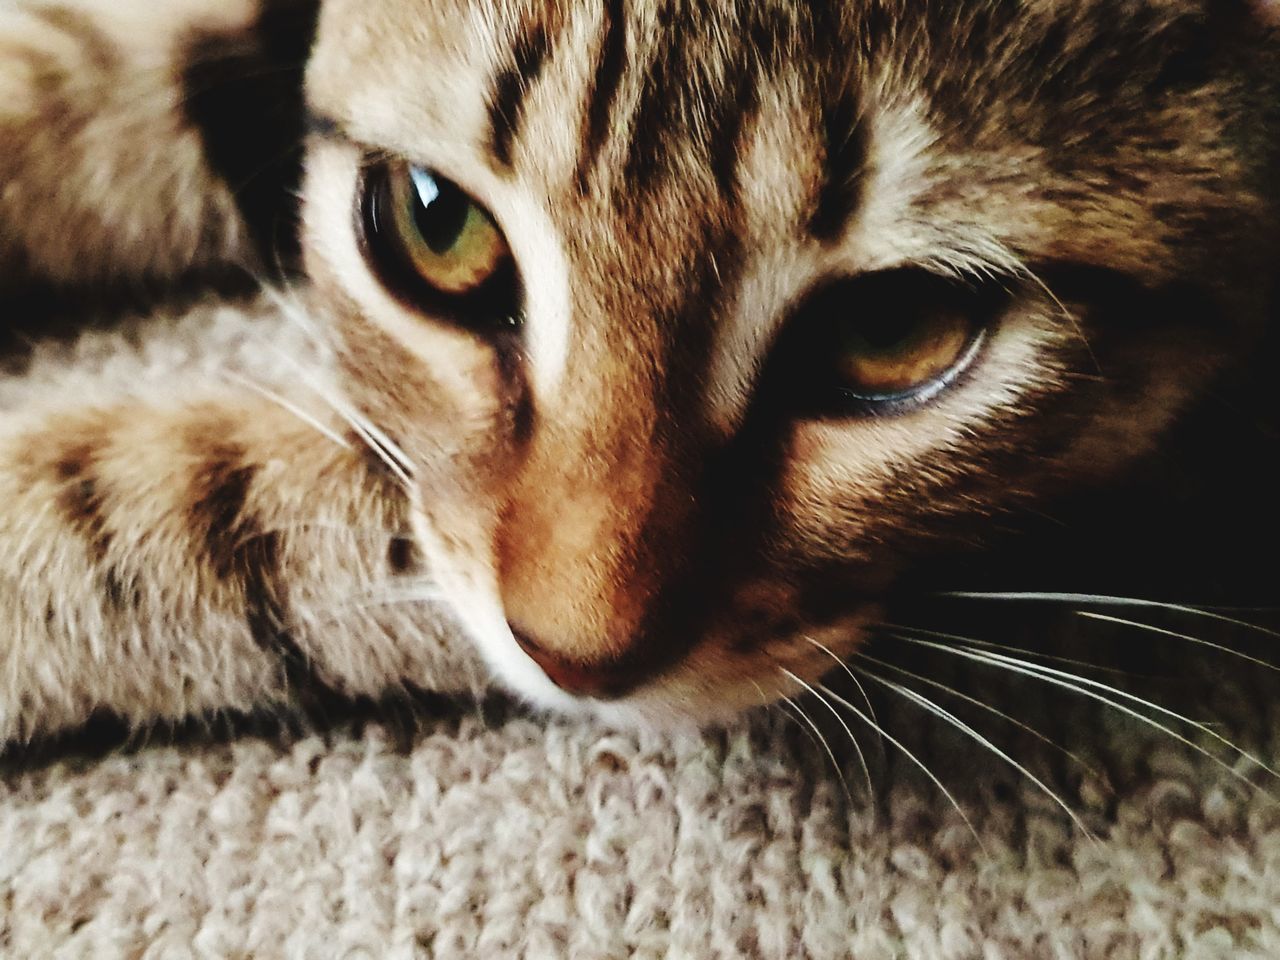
0,0,1277,742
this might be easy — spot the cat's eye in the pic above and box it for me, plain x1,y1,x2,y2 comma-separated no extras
779,269,1004,416
358,160,519,328
832,304,978,403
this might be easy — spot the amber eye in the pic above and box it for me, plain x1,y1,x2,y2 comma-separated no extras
777,269,1001,416
359,160,519,328
833,306,978,402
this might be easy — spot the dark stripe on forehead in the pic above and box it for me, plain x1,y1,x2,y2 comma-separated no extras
706,61,760,201
623,7,735,194
488,24,553,171
622,20,681,192
809,86,869,242
576,0,628,193
622,5,801,200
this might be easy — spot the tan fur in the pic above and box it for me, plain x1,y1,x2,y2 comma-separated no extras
0,374,489,740
0,0,260,289
0,0,1277,737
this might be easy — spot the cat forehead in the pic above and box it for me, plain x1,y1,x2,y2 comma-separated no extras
306,0,1245,133
305,0,1261,213
307,0,1266,287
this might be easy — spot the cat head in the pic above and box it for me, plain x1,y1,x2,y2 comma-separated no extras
297,0,1278,724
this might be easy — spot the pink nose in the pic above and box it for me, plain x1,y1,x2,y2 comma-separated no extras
511,628,640,700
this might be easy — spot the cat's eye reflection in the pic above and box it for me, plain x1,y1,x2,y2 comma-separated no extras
357,159,521,330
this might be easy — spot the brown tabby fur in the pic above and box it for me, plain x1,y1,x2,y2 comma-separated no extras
0,0,1276,738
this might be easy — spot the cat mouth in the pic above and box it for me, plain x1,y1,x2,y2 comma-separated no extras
506,601,881,718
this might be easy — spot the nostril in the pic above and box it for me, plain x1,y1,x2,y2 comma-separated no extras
510,627,637,700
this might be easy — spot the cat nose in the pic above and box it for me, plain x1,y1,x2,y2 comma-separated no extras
511,627,640,700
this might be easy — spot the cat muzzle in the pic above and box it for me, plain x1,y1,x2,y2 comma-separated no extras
511,626,651,700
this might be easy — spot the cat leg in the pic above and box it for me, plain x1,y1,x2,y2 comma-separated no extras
0,388,472,743
0,0,316,302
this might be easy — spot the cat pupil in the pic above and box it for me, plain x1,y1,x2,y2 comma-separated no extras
850,314,915,352
409,168,469,254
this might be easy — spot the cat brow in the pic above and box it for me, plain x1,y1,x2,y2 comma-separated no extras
809,89,869,243
302,110,399,165
487,24,555,172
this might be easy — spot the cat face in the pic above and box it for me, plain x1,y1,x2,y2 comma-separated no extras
297,0,1278,723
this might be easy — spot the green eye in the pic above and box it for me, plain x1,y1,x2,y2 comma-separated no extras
386,164,508,294
359,160,518,325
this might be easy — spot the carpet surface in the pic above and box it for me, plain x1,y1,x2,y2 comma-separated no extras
2,302,1279,959
4,698,1280,959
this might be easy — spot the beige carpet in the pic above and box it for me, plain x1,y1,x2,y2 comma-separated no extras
4,693,1280,959
2,301,1279,958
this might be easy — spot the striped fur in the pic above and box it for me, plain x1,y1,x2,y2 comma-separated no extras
1,0,1277,737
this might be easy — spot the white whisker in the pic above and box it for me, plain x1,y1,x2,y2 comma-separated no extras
940,593,1280,641
748,679,775,711
306,587,445,625
817,681,986,855
1075,612,1280,675
891,633,1280,799
779,691,854,807
262,283,332,349
1013,262,1100,372
803,635,886,760
777,697,827,756
857,666,1098,844
854,649,1104,783
261,287,418,489
219,370,353,452
880,622,1131,677
362,419,417,475
354,425,416,489
780,667,874,801
276,350,415,489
